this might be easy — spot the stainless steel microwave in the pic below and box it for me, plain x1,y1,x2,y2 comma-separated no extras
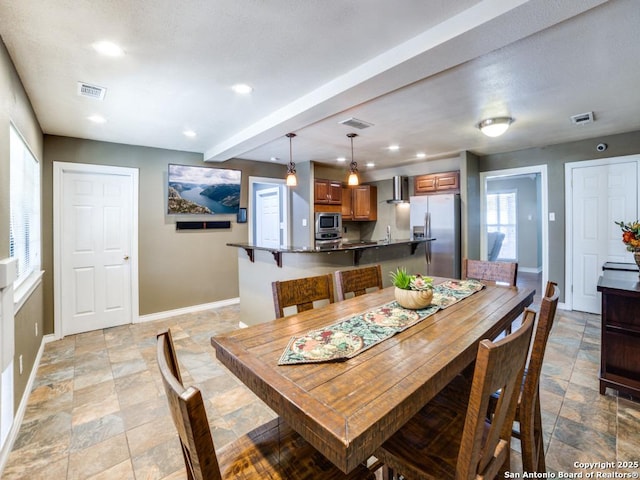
315,212,342,235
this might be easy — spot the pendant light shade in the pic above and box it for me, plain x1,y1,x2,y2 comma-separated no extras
347,133,359,186
285,133,297,187
477,117,514,137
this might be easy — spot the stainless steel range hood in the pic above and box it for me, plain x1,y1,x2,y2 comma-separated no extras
386,176,409,204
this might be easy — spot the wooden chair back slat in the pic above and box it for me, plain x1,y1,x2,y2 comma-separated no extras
335,265,383,301
272,273,335,318
462,259,518,286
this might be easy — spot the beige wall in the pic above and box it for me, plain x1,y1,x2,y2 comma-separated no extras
13,285,43,407
43,136,285,332
1,39,44,412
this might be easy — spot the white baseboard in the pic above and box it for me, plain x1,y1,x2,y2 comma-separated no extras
518,266,543,274
43,333,57,344
0,336,46,477
137,297,240,323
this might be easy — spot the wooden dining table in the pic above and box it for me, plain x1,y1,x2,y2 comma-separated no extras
211,278,535,474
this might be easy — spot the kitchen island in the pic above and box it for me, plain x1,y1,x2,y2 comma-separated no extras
228,238,435,325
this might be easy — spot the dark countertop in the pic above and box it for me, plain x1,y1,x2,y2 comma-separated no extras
227,237,435,253
598,264,640,293
602,261,639,272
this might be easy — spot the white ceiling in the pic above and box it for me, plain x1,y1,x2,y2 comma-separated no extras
1,0,639,173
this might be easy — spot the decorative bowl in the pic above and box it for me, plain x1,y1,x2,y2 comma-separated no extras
394,287,433,310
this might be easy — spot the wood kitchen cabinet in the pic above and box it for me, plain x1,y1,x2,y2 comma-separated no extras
414,171,460,195
342,185,377,221
597,263,640,398
314,179,342,204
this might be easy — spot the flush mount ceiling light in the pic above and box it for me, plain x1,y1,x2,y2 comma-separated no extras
183,129,196,138
285,133,297,187
347,133,359,186
477,117,514,137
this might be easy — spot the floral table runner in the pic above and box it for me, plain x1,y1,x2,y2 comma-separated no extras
278,279,484,365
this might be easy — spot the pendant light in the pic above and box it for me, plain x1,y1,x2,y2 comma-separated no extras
285,133,297,187
347,133,359,186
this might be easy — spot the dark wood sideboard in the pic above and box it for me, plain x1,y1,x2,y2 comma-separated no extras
597,262,640,397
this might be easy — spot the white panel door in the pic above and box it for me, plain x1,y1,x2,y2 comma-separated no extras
572,162,637,313
61,170,134,335
256,187,281,248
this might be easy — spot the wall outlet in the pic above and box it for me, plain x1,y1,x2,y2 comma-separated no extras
19,355,23,375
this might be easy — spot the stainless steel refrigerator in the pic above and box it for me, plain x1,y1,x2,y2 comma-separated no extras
409,193,461,278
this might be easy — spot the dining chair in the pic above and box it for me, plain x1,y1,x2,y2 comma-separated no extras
157,328,376,480
496,281,560,473
335,265,383,301
463,258,518,335
375,308,535,480
272,273,335,318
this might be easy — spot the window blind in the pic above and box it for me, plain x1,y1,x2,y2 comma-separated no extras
9,125,41,287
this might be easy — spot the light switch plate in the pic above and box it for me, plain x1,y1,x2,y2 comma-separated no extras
0,258,18,289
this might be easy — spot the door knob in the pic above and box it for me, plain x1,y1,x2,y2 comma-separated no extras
124,255,129,260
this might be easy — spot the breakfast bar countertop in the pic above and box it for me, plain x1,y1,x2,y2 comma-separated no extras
227,237,435,254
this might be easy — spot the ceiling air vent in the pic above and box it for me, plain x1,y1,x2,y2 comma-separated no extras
339,117,374,130
77,82,107,100
570,111,594,125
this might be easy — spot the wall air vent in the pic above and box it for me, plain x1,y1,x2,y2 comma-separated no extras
570,111,594,125
77,82,107,100
339,117,374,130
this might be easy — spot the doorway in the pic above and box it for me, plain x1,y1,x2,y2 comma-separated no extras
565,156,639,313
53,162,139,337
480,165,548,300
248,177,289,247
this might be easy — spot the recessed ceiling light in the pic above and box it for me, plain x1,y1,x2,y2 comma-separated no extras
336,157,346,163
366,162,375,168
232,83,253,94
388,145,400,151
87,114,106,123
183,130,196,138
92,40,124,57
270,157,279,162
416,152,426,159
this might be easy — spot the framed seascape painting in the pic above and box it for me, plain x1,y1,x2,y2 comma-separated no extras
167,164,241,215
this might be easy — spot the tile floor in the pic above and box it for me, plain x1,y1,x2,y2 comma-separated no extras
3,299,640,479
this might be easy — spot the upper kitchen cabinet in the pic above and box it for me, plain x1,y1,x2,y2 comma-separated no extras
342,185,377,221
314,179,343,204
414,171,460,195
